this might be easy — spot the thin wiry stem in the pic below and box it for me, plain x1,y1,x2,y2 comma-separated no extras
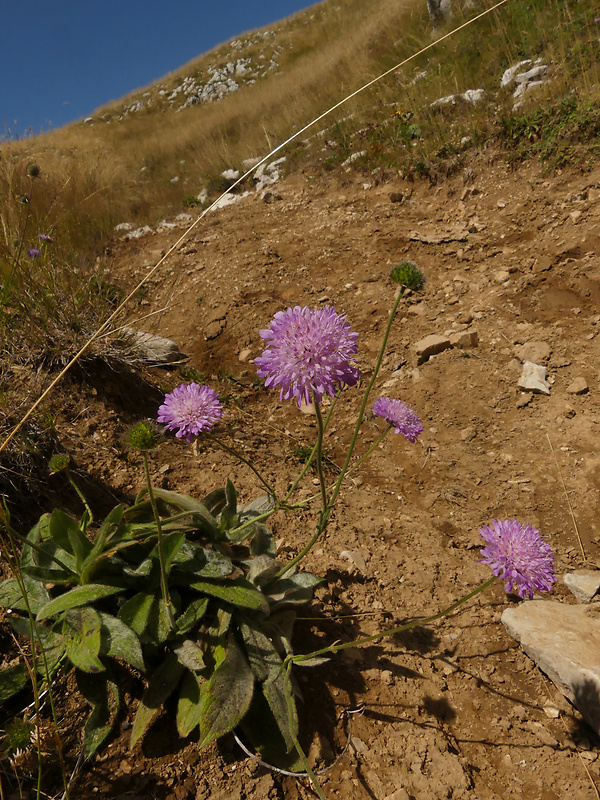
0,0,510,456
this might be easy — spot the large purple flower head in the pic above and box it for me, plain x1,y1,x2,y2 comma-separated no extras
372,397,423,442
254,306,360,407
478,519,556,599
157,383,222,443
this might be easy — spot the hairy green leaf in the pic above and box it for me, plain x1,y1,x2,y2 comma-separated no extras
198,635,254,749
176,597,209,635
0,663,29,705
63,608,104,673
37,584,122,621
263,665,298,753
0,577,50,614
98,613,145,672
176,669,205,738
118,593,171,645
189,578,269,615
77,670,121,758
240,620,281,682
130,653,184,749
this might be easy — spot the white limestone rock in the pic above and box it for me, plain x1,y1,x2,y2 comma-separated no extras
518,361,550,394
502,600,600,735
564,570,600,602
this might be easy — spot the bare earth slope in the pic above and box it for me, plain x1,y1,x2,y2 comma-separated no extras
69,154,600,799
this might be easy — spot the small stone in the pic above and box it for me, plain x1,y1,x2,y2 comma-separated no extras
524,721,558,748
238,348,252,362
495,270,510,283
514,341,551,364
570,210,582,222
414,334,452,365
389,192,404,203
518,361,550,394
516,393,532,408
122,328,185,365
449,328,479,348
381,669,394,685
461,426,477,441
543,705,560,719
566,377,589,395
340,550,367,573
563,403,576,419
563,570,600,602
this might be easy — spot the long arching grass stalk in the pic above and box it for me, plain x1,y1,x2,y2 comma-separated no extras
0,0,510,458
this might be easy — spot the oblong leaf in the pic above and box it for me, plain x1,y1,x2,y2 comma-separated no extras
77,670,121,758
190,578,269,614
176,669,206,738
63,608,104,673
263,665,298,753
37,584,122,621
198,636,254,749
98,613,145,672
0,578,50,614
0,663,29,704
130,653,184,749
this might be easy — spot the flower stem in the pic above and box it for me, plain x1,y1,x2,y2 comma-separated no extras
313,402,329,516
275,292,406,579
142,451,175,628
328,287,406,513
290,576,497,665
283,393,340,504
207,433,277,500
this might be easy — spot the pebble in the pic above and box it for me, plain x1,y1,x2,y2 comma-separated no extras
566,376,589,394
563,569,600,602
518,361,551,394
414,334,452,364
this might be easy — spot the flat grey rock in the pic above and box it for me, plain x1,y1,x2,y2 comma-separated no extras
502,601,600,734
122,327,185,365
564,570,600,602
518,361,550,394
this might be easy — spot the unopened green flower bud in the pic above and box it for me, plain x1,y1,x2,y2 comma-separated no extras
17,195,29,205
27,164,40,178
49,454,70,474
126,421,162,451
390,261,425,291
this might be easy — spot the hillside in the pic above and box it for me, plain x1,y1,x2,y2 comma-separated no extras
1,0,600,798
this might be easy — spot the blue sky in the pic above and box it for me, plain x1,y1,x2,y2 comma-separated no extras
1,1,317,139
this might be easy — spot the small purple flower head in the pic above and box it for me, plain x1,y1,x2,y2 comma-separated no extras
372,397,423,442
157,383,223,442
254,305,360,407
478,519,556,599
38,233,54,242
27,248,40,259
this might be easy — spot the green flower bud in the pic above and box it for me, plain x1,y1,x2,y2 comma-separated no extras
126,421,162,451
26,164,40,178
390,261,425,291
49,454,70,474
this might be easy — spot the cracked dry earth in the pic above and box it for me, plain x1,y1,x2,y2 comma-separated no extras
65,153,600,799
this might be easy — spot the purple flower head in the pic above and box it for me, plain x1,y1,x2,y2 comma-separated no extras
38,233,54,242
255,305,360,407
372,397,423,442
157,383,222,443
27,248,40,259
478,519,556,599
